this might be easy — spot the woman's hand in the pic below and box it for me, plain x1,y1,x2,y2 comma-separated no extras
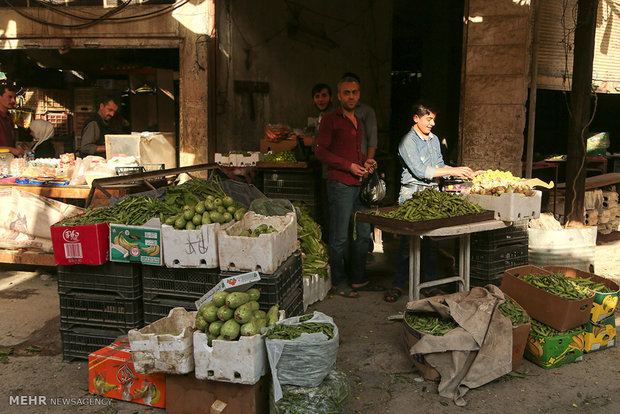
450,166,476,179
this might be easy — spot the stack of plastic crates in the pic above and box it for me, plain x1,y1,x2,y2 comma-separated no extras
470,221,529,287
262,171,319,219
57,263,143,361
142,251,304,323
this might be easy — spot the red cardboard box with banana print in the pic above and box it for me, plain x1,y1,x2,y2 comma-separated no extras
89,338,165,408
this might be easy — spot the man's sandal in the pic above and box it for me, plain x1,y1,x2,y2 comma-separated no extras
329,286,359,299
383,287,403,303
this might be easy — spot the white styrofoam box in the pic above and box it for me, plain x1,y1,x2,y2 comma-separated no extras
464,190,542,222
303,271,331,311
214,153,231,166
161,221,233,268
128,307,196,374
105,133,176,169
194,271,261,310
238,151,263,166
193,332,266,384
217,211,297,274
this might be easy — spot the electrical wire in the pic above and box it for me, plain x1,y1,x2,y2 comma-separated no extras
2,0,190,28
33,0,189,22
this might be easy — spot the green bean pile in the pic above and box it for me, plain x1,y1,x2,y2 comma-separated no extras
499,297,530,325
371,188,484,222
572,277,616,293
404,312,458,336
530,319,584,337
59,195,177,226
522,272,593,300
263,150,297,162
266,322,335,340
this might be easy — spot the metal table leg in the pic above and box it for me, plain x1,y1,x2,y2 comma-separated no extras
409,235,421,302
459,233,471,292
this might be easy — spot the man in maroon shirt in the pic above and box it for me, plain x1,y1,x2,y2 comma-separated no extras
315,76,382,298
0,82,25,156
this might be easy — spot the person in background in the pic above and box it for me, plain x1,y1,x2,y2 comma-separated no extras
311,83,334,242
383,103,477,303
312,83,333,126
315,75,383,298
77,95,119,158
0,82,25,157
29,119,56,158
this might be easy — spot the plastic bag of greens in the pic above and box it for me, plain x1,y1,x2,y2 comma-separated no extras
265,311,339,401
250,198,296,217
269,368,350,414
220,179,266,208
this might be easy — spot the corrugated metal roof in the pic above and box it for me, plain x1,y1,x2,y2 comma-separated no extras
538,0,620,93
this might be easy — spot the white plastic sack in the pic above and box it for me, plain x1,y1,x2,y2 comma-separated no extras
265,311,339,402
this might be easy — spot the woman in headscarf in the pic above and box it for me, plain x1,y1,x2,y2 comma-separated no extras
29,119,56,158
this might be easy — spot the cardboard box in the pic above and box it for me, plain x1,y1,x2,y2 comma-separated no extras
217,211,297,274
88,339,165,408
51,221,109,265
110,218,162,266
166,373,269,414
524,328,585,369
128,308,196,375
161,221,232,269
105,133,176,169
502,293,532,372
260,137,311,154
464,190,542,222
542,266,619,323
500,265,594,331
584,314,616,353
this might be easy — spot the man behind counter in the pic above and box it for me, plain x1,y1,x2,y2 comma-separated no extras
0,82,25,156
77,95,119,158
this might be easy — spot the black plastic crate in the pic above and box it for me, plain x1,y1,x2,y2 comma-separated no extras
280,285,304,318
221,251,303,312
471,221,529,249
143,294,197,324
59,290,143,330
143,251,303,312
60,326,127,361
142,266,221,297
470,243,529,284
262,172,318,203
57,262,142,299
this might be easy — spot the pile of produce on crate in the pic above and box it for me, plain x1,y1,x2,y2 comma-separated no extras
498,297,530,325
294,201,329,280
263,150,297,162
522,272,593,300
467,169,536,197
195,287,280,344
368,188,485,222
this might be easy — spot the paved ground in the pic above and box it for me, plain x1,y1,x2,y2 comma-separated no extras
0,233,619,413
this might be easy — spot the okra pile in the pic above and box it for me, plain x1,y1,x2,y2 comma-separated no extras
371,188,484,222
498,297,530,325
572,277,616,293
404,312,458,336
530,319,584,337
522,272,593,300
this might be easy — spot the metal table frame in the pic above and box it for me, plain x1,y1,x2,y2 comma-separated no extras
389,220,510,302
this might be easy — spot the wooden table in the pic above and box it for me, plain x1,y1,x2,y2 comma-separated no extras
557,172,620,190
0,183,132,207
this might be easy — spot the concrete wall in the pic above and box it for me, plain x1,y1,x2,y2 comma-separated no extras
460,0,532,174
0,2,214,166
215,0,393,152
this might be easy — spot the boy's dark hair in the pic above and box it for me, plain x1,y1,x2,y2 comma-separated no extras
412,103,438,118
311,83,332,97
99,95,120,106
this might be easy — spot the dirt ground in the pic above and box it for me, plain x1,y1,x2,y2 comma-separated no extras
0,234,619,414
